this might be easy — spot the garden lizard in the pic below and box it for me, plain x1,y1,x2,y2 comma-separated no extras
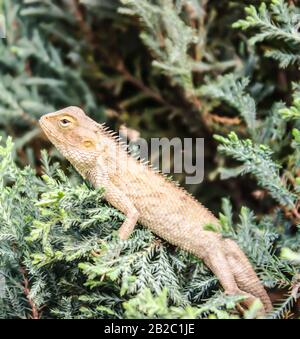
39,106,272,314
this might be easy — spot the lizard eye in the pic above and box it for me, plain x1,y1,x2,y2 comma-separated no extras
59,117,73,128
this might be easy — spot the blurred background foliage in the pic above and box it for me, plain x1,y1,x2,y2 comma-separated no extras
1,0,298,210
0,0,299,318
0,0,279,210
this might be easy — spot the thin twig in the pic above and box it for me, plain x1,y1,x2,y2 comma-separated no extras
20,267,40,319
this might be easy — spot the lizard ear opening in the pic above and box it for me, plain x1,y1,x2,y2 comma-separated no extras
83,140,94,148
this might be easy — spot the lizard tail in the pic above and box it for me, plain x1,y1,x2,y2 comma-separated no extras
223,238,273,313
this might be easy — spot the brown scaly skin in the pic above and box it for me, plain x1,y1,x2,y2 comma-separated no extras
39,106,273,315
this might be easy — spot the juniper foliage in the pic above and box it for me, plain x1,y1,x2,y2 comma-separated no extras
0,137,296,319
233,0,300,68
0,0,300,319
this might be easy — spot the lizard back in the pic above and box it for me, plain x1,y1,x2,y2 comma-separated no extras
100,138,220,251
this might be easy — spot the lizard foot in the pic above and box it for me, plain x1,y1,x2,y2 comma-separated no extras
222,238,272,313
226,289,265,317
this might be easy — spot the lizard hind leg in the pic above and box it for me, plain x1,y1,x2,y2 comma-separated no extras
196,232,266,315
222,238,273,314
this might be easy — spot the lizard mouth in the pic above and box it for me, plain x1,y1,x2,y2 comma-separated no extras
39,115,78,148
39,115,63,146
39,116,53,139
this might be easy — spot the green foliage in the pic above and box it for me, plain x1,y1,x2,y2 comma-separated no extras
1,0,300,319
0,139,296,319
220,200,295,288
119,0,196,92
214,132,297,208
200,75,257,133
0,0,101,167
123,288,243,319
281,248,300,265
280,84,300,120
233,0,300,68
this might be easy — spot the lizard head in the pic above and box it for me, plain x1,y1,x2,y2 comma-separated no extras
39,106,101,174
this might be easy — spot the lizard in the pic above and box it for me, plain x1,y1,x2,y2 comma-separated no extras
39,106,273,315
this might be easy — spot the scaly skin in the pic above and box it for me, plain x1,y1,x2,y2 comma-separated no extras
39,106,273,314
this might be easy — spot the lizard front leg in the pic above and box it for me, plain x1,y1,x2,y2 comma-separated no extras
90,159,140,240
105,187,139,240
